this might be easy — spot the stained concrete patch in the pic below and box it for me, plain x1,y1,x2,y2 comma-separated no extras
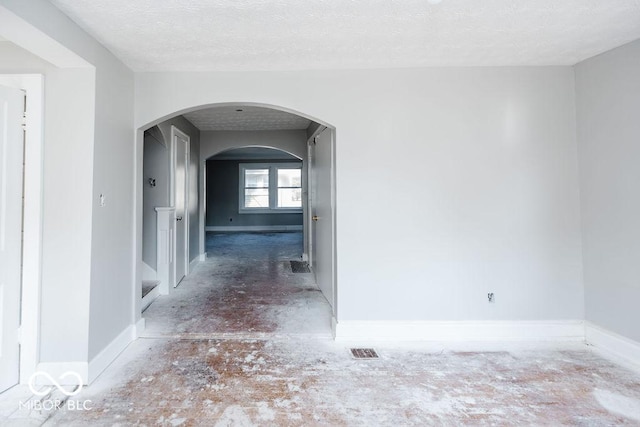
40,338,640,426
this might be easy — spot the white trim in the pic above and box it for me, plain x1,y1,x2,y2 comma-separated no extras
170,126,190,287
0,75,44,385
87,325,136,384
329,129,338,317
134,129,144,346
35,363,88,385
206,225,303,232
333,320,585,342
308,127,338,316
305,137,315,271
585,322,640,373
155,207,176,295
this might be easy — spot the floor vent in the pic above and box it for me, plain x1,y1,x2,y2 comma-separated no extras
290,260,311,273
351,348,379,359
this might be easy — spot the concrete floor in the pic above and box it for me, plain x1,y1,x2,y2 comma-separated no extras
2,232,640,426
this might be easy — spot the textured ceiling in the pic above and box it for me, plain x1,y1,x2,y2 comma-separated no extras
183,106,311,131
48,0,640,71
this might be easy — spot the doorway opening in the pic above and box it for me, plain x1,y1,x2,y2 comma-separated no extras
141,120,200,312
206,146,304,237
136,103,337,337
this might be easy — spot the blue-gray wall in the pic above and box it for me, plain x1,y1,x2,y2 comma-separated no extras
206,159,302,228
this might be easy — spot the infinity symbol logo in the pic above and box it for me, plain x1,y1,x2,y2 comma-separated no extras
28,371,84,397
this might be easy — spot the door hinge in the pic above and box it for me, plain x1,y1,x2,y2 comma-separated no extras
21,112,27,130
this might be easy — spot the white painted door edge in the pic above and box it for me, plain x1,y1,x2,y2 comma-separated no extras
0,75,44,385
170,125,190,287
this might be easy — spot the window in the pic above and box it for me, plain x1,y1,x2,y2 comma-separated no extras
243,168,269,208
277,168,302,208
240,163,302,213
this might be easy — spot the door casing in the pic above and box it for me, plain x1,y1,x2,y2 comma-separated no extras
170,125,190,286
307,126,337,317
0,75,44,385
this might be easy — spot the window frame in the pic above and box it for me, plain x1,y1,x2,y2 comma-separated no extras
239,162,303,214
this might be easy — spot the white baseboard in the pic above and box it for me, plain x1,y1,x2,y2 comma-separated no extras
205,225,303,232
135,317,146,337
142,261,156,281
87,324,136,384
333,320,585,342
34,362,89,385
585,322,640,373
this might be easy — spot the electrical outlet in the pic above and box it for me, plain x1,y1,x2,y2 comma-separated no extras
99,194,106,207
487,292,495,303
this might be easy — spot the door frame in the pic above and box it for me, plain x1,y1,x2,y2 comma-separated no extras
0,74,44,384
305,128,321,266
306,125,338,317
170,125,190,286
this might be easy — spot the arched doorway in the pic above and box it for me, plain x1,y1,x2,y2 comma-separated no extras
135,103,337,336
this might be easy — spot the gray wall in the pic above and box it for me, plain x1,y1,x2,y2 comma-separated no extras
206,159,303,228
575,39,640,342
142,115,201,275
142,129,169,271
139,67,584,324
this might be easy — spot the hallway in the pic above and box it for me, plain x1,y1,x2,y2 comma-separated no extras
2,233,640,425
142,232,332,339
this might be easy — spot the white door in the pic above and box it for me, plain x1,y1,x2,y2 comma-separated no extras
173,130,189,286
0,84,25,393
310,127,335,310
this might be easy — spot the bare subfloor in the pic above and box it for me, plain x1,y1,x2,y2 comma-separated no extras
2,232,640,426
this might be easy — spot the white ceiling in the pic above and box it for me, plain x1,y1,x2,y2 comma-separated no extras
183,105,311,131
48,0,640,72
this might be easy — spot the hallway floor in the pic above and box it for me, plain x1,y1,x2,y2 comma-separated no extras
1,232,640,425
